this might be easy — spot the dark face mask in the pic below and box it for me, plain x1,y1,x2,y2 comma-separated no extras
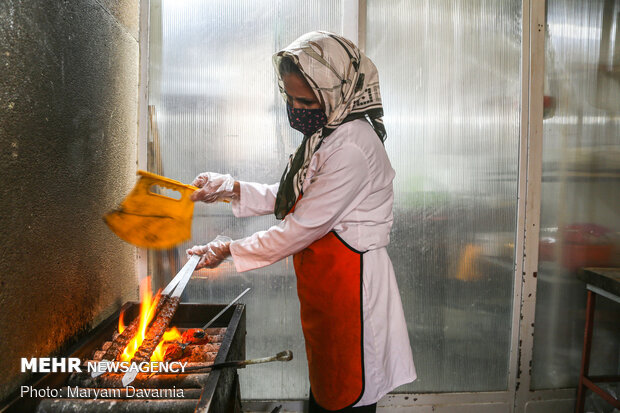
286,103,327,135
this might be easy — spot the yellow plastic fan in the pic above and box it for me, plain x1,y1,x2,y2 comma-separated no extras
104,170,198,249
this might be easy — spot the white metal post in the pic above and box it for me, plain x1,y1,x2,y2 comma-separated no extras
342,0,359,45
358,0,367,53
514,0,546,411
136,0,150,282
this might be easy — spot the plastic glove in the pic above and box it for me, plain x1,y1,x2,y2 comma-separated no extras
187,235,233,270
190,172,236,203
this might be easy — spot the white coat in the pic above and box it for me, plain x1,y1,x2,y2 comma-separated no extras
229,119,416,406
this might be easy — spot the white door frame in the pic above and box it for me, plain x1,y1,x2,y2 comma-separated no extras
139,1,576,411
136,0,150,283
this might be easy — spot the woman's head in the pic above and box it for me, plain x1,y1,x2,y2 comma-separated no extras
273,31,386,141
278,57,323,110
272,32,387,219
278,56,327,135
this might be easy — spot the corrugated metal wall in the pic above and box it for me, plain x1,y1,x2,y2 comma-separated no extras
0,0,140,400
149,0,524,398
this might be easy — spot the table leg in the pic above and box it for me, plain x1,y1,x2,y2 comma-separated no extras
575,290,596,413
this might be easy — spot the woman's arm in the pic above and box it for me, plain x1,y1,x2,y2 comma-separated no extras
231,181,280,217
229,143,371,272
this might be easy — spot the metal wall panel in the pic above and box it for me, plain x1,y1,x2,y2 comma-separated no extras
146,0,620,403
148,0,342,400
531,0,620,393
366,0,522,392
0,0,140,400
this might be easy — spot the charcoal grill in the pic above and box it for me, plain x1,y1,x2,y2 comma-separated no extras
2,302,245,413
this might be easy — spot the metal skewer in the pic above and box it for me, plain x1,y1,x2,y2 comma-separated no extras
121,255,200,386
202,287,251,330
154,350,293,374
161,255,202,296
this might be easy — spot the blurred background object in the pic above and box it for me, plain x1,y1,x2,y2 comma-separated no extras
532,0,620,391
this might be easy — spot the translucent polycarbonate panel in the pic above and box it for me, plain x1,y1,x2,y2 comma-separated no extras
147,0,342,400
366,0,522,392
532,0,620,390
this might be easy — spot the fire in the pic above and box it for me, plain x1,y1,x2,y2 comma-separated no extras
116,276,183,362
118,310,126,334
151,327,182,362
119,277,162,362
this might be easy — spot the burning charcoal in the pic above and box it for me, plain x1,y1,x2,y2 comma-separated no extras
180,329,226,345
164,342,188,361
207,334,225,343
182,328,206,344
164,342,220,362
204,327,226,336
179,351,218,363
197,343,220,353
178,344,220,363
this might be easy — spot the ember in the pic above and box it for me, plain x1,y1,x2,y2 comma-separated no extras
152,327,183,361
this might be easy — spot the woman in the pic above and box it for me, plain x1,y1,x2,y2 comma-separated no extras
187,31,415,412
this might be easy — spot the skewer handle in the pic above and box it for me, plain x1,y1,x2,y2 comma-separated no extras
174,350,294,373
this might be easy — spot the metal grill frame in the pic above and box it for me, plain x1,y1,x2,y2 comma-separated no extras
2,303,245,413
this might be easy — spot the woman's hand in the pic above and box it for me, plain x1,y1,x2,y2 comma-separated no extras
190,172,239,203
186,235,233,270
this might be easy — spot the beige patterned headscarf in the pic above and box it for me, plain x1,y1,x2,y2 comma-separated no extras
273,31,386,219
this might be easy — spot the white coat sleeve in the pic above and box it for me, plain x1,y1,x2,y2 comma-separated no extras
229,143,370,272
231,182,280,217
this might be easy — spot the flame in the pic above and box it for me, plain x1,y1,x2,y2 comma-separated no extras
115,276,183,363
151,326,182,362
118,309,126,334
119,277,162,362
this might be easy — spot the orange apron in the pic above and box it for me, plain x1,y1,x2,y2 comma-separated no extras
293,231,365,410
